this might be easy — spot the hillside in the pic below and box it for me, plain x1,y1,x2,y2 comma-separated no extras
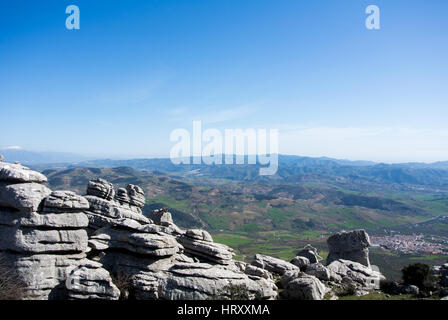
41,165,448,235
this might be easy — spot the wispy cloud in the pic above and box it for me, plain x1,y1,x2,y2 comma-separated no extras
279,125,448,163
1,146,22,150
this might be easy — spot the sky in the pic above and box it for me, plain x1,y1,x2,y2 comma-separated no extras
0,0,447,163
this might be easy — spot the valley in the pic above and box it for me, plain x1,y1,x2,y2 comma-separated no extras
35,156,448,280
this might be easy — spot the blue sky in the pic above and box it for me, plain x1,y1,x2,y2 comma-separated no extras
0,0,447,162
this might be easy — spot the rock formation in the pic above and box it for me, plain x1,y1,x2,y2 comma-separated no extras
0,159,388,300
81,172,277,300
326,229,371,267
0,161,119,300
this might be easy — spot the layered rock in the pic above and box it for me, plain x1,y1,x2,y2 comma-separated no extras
280,272,326,300
326,259,385,290
83,178,277,300
326,229,371,267
177,229,234,265
296,244,322,264
0,160,119,300
252,254,300,275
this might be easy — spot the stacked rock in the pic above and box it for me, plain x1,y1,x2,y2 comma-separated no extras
84,179,150,230
84,178,278,300
177,229,235,265
0,161,119,300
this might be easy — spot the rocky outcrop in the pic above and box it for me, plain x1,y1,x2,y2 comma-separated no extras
326,229,371,267
0,161,119,300
326,259,384,289
290,256,310,271
0,162,47,183
252,254,300,276
177,230,234,265
280,272,326,300
148,208,173,226
296,244,322,264
0,159,389,300
82,177,277,300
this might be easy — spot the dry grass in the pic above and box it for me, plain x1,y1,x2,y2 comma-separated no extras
111,271,134,300
0,255,26,300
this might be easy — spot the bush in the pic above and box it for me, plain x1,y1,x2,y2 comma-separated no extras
111,271,134,300
210,284,262,300
380,279,400,295
0,255,26,300
401,263,435,290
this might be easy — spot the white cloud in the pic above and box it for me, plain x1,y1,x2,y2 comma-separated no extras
1,146,22,150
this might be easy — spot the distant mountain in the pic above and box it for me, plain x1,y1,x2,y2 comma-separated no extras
0,148,89,165
44,155,448,188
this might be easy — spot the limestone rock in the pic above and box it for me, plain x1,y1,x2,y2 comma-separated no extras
89,226,180,256
86,178,115,200
326,229,371,267
185,229,213,242
126,184,145,208
0,225,88,253
42,191,89,213
280,273,326,300
252,254,300,275
327,259,384,289
297,244,322,264
133,262,278,300
0,182,51,213
0,162,47,183
148,208,174,226
84,195,150,228
115,188,130,204
0,252,87,299
305,263,331,281
290,256,310,271
0,209,88,228
66,260,120,300
177,233,233,264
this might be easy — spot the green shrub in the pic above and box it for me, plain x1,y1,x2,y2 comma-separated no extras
401,263,433,290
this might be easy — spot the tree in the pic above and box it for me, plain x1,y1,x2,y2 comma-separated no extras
401,263,431,290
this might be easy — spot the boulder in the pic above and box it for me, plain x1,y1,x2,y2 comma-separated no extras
0,225,88,253
305,263,331,281
326,229,371,267
126,184,145,208
296,244,321,263
84,195,150,228
252,254,299,275
42,191,89,213
148,208,174,226
185,229,213,242
66,260,120,300
290,256,310,271
86,178,115,200
399,284,419,295
0,182,51,213
177,233,234,264
115,188,130,204
89,226,180,257
280,273,326,300
0,162,47,183
133,262,278,300
327,259,384,289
